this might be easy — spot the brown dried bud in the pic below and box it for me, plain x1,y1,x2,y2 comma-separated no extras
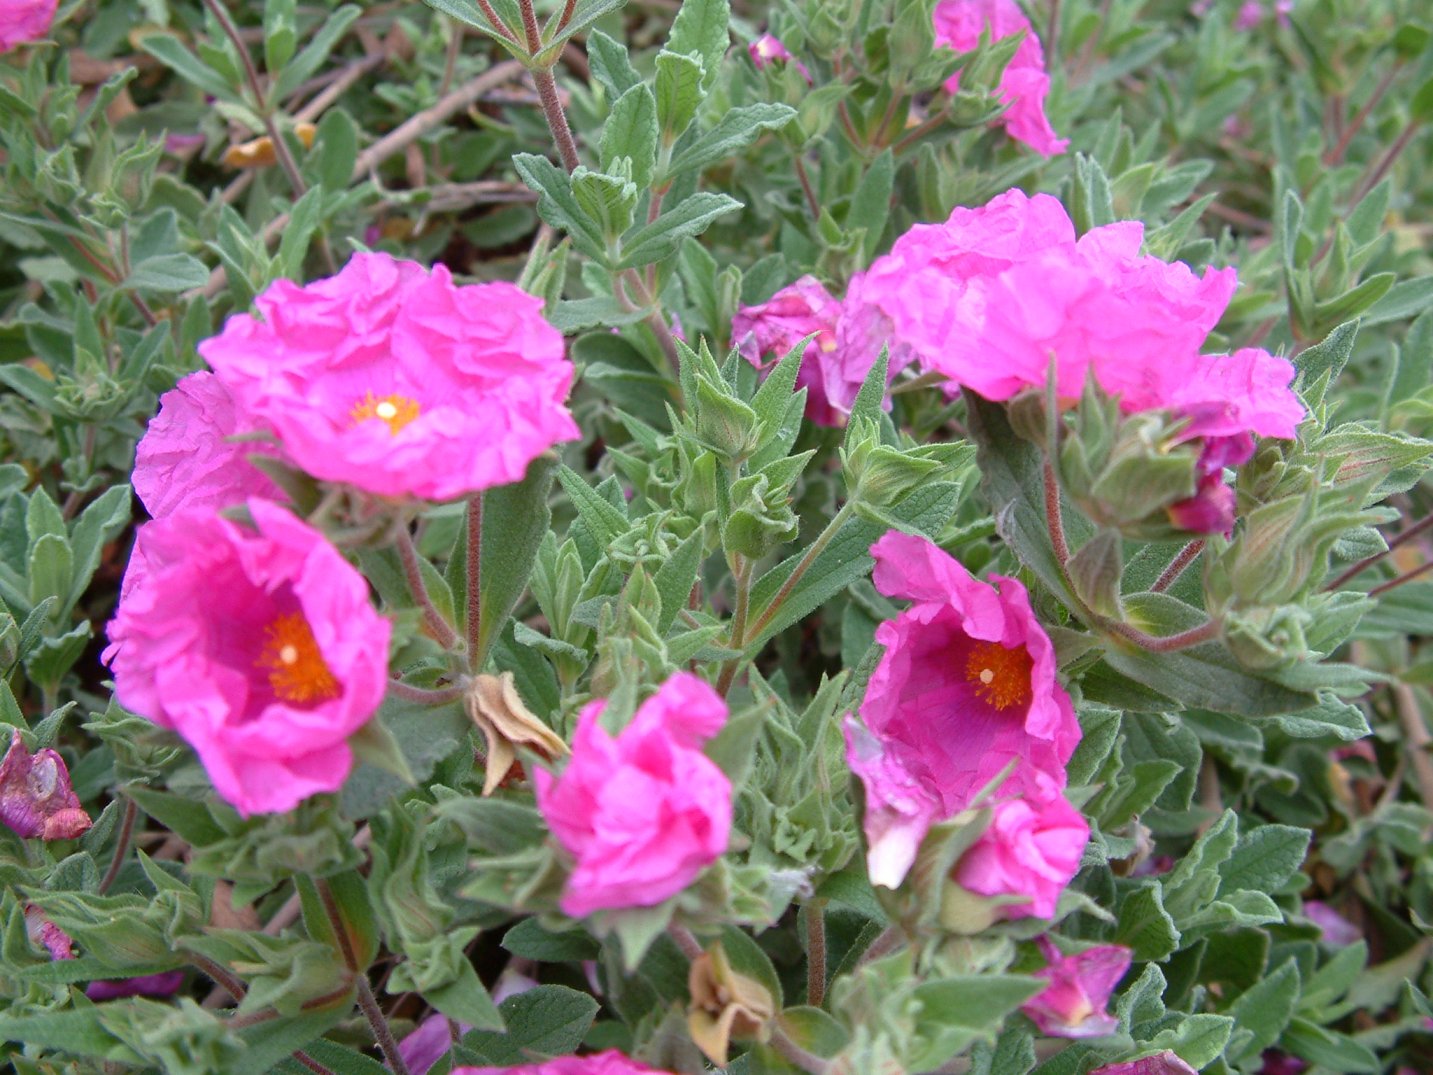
0,729,91,841
221,123,317,169
687,944,775,1066
465,672,568,796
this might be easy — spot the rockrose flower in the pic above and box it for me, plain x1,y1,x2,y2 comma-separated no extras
953,795,1090,920
133,371,282,519
1089,1054,1198,1075
0,729,91,840
748,33,812,83
453,1052,674,1075
104,500,391,816
845,531,1082,890
534,673,731,917
932,0,1068,156
200,252,579,501
732,276,846,426
1019,937,1132,1037
0,0,57,51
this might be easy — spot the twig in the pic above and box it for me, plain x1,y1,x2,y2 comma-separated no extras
388,679,464,705
805,900,827,1008
1324,64,1401,167
715,555,752,697
1326,510,1433,590
793,157,820,220
1151,540,1205,593
1043,461,1070,565
744,501,856,644
318,878,412,1075
96,797,139,895
1368,558,1433,598
668,923,704,960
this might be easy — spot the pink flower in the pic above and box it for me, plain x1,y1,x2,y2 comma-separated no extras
932,0,1068,156
86,971,186,1001
748,33,812,83
1259,1052,1309,1075
845,531,1081,889
0,0,57,50
0,729,91,840
1089,1054,1199,1075
953,795,1089,919
200,252,579,502
834,190,1074,405
1020,937,1132,1037
25,905,73,960
534,673,731,917
732,276,846,426
1304,900,1361,946
453,1051,674,1075
104,500,392,816
133,371,283,519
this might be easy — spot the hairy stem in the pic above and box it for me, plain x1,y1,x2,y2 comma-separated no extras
387,679,464,705
715,555,753,697
318,878,411,1075
805,899,827,1008
769,1026,831,1074
395,527,460,650
1327,510,1433,590
96,797,139,895
1151,539,1205,594
745,500,856,643
466,492,485,669
532,67,581,171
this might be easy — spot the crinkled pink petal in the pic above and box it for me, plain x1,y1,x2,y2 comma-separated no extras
953,795,1089,919
732,276,846,426
535,674,731,917
849,533,1080,889
133,371,282,518
1021,937,1132,1038
0,0,56,50
933,0,1067,156
748,33,812,82
201,253,579,502
452,1050,676,1075
104,500,391,817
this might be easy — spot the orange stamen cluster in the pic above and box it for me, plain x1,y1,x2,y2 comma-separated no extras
351,391,421,434
964,639,1034,711
257,611,340,704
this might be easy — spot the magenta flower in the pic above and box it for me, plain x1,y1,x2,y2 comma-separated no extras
953,795,1089,919
453,1052,675,1075
85,971,187,1002
845,531,1081,889
534,673,731,917
200,252,579,502
1089,1054,1198,1075
732,276,847,427
1304,900,1361,946
748,33,812,83
932,0,1068,156
104,500,391,816
133,371,283,519
0,0,57,50
25,905,73,960
0,729,91,840
833,189,1075,406
1020,937,1132,1037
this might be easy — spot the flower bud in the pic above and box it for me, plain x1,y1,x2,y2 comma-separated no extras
0,729,91,841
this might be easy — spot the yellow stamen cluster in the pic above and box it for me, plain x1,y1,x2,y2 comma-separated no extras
964,639,1034,711
351,391,421,434
257,611,340,704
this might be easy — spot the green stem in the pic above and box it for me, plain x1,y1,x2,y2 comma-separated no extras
97,796,138,895
395,527,460,651
744,501,856,644
466,492,484,669
715,555,753,697
805,899,827,1008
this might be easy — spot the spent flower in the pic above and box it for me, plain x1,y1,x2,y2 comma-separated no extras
0,728,91,840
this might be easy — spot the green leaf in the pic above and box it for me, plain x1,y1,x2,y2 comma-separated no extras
906,976,1046,1071
666,0,730,92
654,49,706,144
1228,959,1301,1061
1217,824,1310,897
1143,1013,1235,1069
274,5,361,99
667,103,797,178
338,694,469,820
424,959,504,1031
512,153,608,262
458,985,599,1065
126,253,212,292
232,1003,350,1075
850,150,895,261
652,526,706,633
0,1009,140,1063
1071,154,1115,233
1314,273,1395,329
459,454,558,669
277,1039,389,1075
502,918,601,962
1115,882,1181,961
1266,697,1370,741
66,484,131,615
587,29,641,99
600,84,659,190
617,191,741,269
139,33,236,99
556,463,631,547
423,0,523,40
1283,1017,1379,1073
263,0,298,75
